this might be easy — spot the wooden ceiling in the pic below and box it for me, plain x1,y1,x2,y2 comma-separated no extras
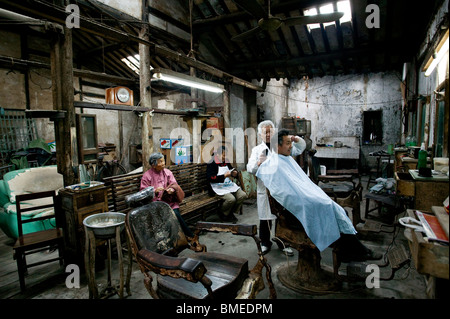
189,0,445,80
0,0,445,89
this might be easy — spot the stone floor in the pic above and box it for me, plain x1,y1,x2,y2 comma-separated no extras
0,180,432,301
3,174,447,316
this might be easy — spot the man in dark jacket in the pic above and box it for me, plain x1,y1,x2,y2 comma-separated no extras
207,146,247,223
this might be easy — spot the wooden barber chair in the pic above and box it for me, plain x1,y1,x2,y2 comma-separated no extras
267,192,343,292
307,149,363,227
125,188,276,299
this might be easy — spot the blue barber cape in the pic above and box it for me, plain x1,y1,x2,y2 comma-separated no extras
256,154,356,251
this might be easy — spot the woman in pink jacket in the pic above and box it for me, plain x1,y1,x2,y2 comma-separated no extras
140,152,194,238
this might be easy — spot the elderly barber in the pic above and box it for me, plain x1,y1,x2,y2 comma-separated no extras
140,152,194,238
247,120,305,255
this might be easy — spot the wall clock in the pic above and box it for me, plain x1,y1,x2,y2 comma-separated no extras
105,87,134,106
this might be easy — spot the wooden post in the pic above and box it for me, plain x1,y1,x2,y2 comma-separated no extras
50,24,78,186
140,1,153,172
222,83,232,163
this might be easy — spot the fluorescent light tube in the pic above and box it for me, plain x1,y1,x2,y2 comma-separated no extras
152,68,224,93
424,31,449,77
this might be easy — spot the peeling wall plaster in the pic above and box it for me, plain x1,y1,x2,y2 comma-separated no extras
256,72,403,168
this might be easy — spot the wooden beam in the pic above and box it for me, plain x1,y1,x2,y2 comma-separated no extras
0,0,263,91
0,55,138,86
140,1,153,173
231,44,410,75
50,27,78,186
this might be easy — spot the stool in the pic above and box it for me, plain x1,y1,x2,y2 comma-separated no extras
364,193,402,224
84,225,132,299
367,151,392,189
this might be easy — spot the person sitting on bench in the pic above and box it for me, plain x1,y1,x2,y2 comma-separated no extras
140,152,194,238
207,146,248,223
256,129,381,262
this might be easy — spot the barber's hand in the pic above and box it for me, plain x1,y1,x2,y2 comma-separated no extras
258,154,267,166
155,187,164,193
224,171,231,178
166,187,175,194
291,135,300,143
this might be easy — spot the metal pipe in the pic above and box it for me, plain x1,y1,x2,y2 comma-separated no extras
0,8,64,33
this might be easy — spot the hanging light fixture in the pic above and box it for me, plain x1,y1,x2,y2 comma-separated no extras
151,68,225,93
423,29,449,77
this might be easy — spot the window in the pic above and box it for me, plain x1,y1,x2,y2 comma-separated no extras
76,114,99,164
121,54,141,75
303,0,352,30
416,96,430,146
363,110,383,145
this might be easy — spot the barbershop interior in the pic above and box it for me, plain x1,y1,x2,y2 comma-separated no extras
0,0,448,304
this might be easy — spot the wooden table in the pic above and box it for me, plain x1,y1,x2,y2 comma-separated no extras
395,170,448,211
314,136,360,170
409,170,449,211
405,208,449,298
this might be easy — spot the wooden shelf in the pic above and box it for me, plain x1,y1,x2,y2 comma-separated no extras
25,109,66,120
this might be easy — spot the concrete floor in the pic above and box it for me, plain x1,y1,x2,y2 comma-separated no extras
0,181,431,301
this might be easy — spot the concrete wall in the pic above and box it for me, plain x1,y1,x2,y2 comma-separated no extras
0,30,55,143
255,72,403,169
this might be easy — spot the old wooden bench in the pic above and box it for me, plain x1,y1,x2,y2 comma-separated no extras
102,163,223,223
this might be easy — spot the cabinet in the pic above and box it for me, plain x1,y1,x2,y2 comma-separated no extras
60,187,109,265
395,170,449,211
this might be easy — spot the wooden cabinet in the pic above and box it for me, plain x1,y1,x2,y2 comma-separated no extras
394,172,415,197
60,187,109,265
406,208,448,279
395,170,448,211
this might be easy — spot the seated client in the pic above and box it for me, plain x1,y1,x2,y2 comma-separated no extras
256,129,381,262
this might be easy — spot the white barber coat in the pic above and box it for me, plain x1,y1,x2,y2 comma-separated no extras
247,137,306,220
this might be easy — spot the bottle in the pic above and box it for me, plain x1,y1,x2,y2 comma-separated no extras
405,135,411,147
417,143,427,169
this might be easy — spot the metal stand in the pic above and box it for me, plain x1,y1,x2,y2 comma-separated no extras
84,225,132,299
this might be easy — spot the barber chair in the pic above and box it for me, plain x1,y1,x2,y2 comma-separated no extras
267,192,342,292
307,149,363,227
125,188,276,299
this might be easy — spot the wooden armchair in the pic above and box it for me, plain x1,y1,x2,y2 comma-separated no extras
307,149,363,226
125,196,276,299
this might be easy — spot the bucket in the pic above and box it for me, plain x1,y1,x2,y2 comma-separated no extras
433,157,449,173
